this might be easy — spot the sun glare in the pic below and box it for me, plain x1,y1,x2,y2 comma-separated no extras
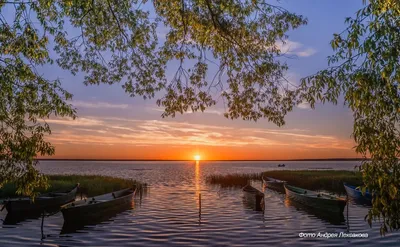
194,155,201,161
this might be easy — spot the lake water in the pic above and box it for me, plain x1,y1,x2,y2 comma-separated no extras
1,160,399,246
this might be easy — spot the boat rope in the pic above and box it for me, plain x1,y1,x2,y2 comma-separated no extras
40,209,62,240
44,210,61,217
346,194,350,232
41,212,45,240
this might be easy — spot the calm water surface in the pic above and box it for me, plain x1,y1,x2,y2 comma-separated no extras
1,160,399,246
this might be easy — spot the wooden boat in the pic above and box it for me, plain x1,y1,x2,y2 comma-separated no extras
61,188,136,224
284,184,346,213
3,184,79,214
262,176,286,192
284,197,345,225
242,184,264,211
61,202,133,234
3,209,56,225
344,183,372,203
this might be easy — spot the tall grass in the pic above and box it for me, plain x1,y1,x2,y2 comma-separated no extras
0,175,140,198
262,170,362,194
206,170,362,193
206,173,261,188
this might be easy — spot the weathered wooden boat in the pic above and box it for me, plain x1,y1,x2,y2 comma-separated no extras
284,184,346,213
344,183,372,204
61,188,136,224
262,176,286,192
284,197,345,225
3,208,57,225
242,184,264,211
60,202,133,234
2,184,79,214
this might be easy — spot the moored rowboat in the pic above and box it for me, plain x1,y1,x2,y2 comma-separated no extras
3,184,79,214
284,184,346,213
242,184,264,211
61,188,136,223
344,183,372,203
262,176,286,192
284,197,345,225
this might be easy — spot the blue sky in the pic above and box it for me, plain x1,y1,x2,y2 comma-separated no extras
36,0,366,160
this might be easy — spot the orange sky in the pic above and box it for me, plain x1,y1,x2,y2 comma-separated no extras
47,143,360,160
37,116,360,160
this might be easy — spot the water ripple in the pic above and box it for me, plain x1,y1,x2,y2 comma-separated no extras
0,161,399,246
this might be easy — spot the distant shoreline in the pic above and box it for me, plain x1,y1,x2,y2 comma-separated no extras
36,158,367,162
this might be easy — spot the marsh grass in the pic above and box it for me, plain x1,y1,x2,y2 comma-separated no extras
206,173,261,188
0,175,140,198
262,170,362,194
206,170,362,194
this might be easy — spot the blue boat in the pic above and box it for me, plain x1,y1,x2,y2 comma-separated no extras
343,183,372,202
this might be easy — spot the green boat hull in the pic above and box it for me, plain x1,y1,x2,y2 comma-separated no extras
284,184,346,213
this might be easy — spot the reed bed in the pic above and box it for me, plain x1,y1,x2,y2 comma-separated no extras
262,170,362,194
206,173,261,188
0,175,140,198
206,170,362,193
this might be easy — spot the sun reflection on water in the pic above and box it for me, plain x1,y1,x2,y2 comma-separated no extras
195,160,200,197
195,160,202,223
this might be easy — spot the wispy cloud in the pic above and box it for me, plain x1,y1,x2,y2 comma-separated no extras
148,107,224,116
71,100,129,109
276,40,317,57
46,116,353,150
295,48,317,57
45,117,104,126
297,102,311,110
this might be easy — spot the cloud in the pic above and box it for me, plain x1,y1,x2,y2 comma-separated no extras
46,116,353,150
297,102,311,110
276,40,317,57
283,72,302,90
295,48,317,57
75,128,108,134
45,117,104,126
71,100,129,109
148,107,224,116
202,109,224,115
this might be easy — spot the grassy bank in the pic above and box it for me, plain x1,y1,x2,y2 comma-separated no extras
206,170,363,194
0,175,140,198
262,170,362,194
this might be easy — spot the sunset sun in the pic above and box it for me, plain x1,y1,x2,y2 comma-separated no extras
194,155,201,161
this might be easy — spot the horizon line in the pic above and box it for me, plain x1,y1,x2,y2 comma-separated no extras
37,158,367,162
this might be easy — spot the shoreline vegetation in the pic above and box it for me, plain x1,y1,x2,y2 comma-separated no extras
0,175,140,199
206,170,363,194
